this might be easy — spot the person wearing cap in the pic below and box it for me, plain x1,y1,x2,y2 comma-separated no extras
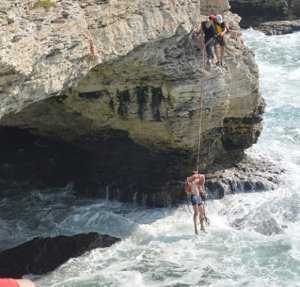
214,14,229,66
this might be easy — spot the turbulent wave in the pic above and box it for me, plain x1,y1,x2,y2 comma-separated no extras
1,30,300,286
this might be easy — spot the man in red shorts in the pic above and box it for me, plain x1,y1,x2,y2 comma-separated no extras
0,279,36,287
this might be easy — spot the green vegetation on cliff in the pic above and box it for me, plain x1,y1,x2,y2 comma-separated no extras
32,0,56,10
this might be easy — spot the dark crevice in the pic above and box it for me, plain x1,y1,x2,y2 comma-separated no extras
0,127,92,192
151,87,163,121
136,86,149,120
117,90,130,118
0,126,191,206
79,90,108,100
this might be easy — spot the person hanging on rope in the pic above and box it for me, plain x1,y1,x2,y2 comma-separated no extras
185,171,206,234
193,15,216,66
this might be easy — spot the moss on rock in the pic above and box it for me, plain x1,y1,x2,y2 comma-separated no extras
32,0,56,10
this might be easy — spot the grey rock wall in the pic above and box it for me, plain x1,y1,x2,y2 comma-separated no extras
0,0,265,205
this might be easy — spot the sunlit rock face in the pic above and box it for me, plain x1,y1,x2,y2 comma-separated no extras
0,0,264,206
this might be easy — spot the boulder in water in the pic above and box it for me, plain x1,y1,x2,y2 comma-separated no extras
205,155,283,199
231,209,283,236
0,232,120,278
257,20,300,35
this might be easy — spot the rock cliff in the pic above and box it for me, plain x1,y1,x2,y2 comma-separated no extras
0,0,264,206
230,0,300,28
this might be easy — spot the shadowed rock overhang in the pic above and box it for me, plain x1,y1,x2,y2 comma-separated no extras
0,0,265,206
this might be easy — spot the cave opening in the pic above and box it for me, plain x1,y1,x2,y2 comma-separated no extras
0,126,188,206
0,126,92,194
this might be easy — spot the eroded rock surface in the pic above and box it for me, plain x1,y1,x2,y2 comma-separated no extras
0,0,265,205
0,232,120,278
205,156,284,199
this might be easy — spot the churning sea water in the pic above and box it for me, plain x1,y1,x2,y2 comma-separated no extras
1,30,300,287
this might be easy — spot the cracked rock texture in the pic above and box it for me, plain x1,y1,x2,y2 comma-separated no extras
0,0,264,206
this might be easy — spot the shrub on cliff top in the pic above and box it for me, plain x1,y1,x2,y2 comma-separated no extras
32,0,56,10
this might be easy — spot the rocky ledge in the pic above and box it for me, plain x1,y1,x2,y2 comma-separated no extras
0,232,120,278
0,0,265,206
257,19,300,35
205,156,284,199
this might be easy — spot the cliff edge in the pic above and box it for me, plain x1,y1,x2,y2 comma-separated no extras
0,0,265,205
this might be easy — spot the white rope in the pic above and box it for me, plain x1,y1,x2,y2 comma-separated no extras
195,40,207,172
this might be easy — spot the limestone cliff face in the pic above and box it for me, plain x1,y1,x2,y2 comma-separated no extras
0,0,264,205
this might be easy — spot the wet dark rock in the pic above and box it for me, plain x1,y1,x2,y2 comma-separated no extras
257,20,300,35
230,0,300,28
222,113,264,151
230,0,288,28
0,232,120,278
205,155,283,199
0,125,282,206
205,181,226,199
0,127,92,192
255,180,268,191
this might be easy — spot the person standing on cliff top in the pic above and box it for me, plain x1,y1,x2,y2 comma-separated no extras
185,171,206,234
193,15,216,66
213,14,229,66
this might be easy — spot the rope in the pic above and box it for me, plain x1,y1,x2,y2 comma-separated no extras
185,25,217,226
184,27,210,219
195,39,206,172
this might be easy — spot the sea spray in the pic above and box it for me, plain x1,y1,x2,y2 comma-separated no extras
0,30,299,287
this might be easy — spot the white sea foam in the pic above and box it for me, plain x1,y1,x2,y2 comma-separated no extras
1,30,300,286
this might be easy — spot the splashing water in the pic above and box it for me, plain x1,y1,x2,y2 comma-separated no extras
1,30,300,287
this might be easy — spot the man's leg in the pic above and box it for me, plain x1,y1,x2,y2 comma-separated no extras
203,204,209,225
220,45,225,65
215,44,221,64
198,204,206,232
211,42,216,63
206,42,213,65
193,205,199,235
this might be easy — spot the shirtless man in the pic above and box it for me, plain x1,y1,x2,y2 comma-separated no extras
186,171,206,234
